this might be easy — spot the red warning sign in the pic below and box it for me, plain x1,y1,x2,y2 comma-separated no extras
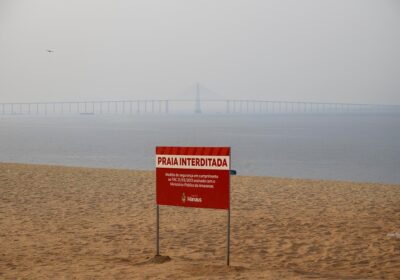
156,147,230,210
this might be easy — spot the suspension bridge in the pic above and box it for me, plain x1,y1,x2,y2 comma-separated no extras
1,83,399,115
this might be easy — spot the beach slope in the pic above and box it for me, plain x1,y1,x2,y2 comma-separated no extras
0,163,399,279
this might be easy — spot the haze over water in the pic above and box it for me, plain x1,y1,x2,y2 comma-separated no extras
1,114,399,184
1,1,400,185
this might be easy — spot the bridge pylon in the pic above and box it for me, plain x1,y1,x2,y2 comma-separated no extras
195,82,202,114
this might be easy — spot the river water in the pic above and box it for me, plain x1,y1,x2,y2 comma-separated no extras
1,114,399,184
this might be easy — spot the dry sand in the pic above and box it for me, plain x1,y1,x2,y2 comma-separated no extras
0,163,399,279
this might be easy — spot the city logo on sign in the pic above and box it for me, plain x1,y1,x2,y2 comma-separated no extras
181,192,186,203
187,196,202,203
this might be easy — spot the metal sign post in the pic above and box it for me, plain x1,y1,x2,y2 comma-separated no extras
227,167,236,265
227,206,231,266
156,205,160,256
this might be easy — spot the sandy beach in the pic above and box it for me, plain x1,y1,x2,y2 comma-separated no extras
0,163,399,279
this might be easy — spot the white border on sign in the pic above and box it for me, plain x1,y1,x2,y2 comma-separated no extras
156,155,230,170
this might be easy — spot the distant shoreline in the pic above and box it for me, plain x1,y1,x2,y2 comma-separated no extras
1,161,399,187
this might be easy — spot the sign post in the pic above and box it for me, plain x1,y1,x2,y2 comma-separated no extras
155,146,232,265
227,201,231,266
156,205,160,256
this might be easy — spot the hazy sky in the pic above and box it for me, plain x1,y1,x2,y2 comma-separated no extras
1,0,399,104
